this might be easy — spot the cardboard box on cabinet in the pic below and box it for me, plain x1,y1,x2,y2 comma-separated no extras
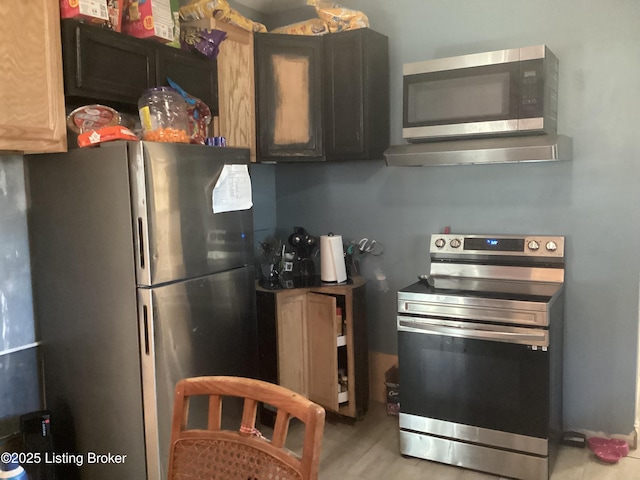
122,0,174,43
60,0,109,24
107,0,125,32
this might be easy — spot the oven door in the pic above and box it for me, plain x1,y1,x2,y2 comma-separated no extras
397,315,550,439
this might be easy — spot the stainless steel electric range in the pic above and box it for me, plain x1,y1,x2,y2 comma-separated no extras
397,234,565,480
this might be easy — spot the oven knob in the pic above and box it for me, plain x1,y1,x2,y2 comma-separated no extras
546,241,558,252
527,240,540,251
435,238,446,248
450,238,461,248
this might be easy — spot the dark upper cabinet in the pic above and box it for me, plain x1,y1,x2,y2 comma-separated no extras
254,28,389,163
254,33,324,161
61,19,155,106
155,48,218,114
324,29,389,161
61,19,218,114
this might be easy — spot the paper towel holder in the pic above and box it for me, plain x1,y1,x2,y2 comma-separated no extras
320,232,347,283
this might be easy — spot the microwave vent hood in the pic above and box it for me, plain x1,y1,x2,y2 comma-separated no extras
384,134,572,167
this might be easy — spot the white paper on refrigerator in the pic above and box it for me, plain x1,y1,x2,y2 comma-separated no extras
212,164,253,213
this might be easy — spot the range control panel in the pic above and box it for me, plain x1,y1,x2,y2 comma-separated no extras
430,234,565,257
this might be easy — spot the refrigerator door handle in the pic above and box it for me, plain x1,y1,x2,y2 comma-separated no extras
142,304,150,355
137,217,146,270
137,288,162,479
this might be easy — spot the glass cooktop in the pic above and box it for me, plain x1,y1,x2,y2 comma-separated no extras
400,277,563,304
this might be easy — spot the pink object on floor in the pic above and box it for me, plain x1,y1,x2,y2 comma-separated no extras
593,446,622,464
588,437,629,463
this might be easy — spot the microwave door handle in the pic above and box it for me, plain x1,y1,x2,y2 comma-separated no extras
398,319,548,346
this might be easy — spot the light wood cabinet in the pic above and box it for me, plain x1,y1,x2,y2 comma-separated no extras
0,0,66,153
256,277,368,421
306,292,344,410
183,18,256,161
277,292,308,396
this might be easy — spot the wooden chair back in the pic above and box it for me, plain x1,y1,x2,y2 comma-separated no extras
168,376,326,480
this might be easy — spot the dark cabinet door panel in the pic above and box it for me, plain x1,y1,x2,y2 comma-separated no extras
360,29,390,160
62,19,154,105
324,31,365,158
61,19,218,115
156,48,218,115
255,29,388,163
325,29,389,161
255,33,324,161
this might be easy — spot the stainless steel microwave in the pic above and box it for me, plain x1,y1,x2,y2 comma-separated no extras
403,45,558,142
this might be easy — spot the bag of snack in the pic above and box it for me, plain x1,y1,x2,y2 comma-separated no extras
179,0,266,32
271,18,330,35
179,0,226,21
181,26,227,59
167,78,212,145
306,0,369,32
213,5,267,32
78,125,139,148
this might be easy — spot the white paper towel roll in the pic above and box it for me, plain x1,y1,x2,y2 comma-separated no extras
320,234,347,283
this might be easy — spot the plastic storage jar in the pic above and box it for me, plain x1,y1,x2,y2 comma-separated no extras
138,87,190,143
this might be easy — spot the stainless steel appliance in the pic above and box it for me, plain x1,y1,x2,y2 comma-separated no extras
397,234,565,480
26,142,257,480
403,45,558,141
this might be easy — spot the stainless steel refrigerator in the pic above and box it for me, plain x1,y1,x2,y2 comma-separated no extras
26,141,257,480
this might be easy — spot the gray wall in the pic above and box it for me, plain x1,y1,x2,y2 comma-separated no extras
272,0,640,435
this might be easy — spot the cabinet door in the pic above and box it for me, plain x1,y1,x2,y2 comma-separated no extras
61,19,155,105
0,1,66,153
324,30,365,159
324,29,389,161
215,23,256,160
156,47,218,115
306,292,339,411
277,292,308,397
255,33,323,161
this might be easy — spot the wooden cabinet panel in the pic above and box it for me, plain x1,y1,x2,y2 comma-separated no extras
256,277,368,420
182,18,256,159
0,1,66,153
277,292,308,397
255,33,323,161
215,23,256,160
306,293,339,410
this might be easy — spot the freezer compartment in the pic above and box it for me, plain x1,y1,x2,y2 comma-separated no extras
138,265,258,480
129,142,254,286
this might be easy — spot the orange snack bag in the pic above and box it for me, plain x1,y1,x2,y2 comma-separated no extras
271,18,330,35
306,0,369,32
78,125,139,147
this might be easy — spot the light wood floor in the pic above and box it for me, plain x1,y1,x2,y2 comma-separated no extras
275,402,640,480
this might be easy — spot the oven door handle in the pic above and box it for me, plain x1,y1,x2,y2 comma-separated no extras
398,317,549,346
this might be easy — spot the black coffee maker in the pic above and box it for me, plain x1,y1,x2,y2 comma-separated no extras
287,226,317,278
